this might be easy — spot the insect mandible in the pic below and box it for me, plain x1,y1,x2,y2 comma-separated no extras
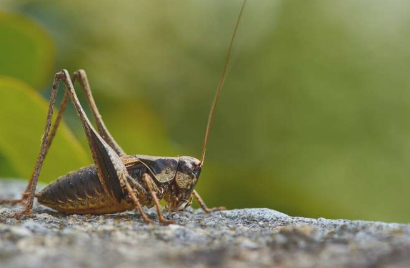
0,0,247,225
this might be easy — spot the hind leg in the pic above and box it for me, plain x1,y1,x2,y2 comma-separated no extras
1,70,126,209
72,70,125,156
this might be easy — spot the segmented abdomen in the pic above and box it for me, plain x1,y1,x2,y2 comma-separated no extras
36,165,133,214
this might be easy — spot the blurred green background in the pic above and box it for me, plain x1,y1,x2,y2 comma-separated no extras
1,0,410,222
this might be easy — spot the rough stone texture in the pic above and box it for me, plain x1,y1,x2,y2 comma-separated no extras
0,180,410,268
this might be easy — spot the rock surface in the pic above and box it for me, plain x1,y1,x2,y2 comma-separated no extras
0,180,410,268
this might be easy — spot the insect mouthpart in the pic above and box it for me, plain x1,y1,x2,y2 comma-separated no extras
166,195,193,212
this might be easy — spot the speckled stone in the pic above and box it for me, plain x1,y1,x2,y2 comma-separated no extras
1,180,410,268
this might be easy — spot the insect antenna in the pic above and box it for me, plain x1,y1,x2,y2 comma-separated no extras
200,0,247,165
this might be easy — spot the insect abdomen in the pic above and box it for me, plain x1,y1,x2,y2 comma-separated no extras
36,166,133,214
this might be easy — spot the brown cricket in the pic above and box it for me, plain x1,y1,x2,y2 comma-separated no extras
0,0,247,225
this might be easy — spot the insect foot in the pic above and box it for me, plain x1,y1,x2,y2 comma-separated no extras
11,210,29,220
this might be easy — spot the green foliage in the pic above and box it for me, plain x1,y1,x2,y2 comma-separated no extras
0,12,89,183
0,13,54,89
0,78,90,182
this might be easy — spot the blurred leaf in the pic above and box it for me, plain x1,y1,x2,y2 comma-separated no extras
0,12,54,89
0,77,90,183
0,151,19,178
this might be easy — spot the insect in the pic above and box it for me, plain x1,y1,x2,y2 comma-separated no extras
0,0,247,225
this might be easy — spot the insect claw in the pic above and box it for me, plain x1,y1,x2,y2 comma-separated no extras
203,206,226,214
10,208,32,220
12,212,23,220
143,218,153,225
159,219,176,225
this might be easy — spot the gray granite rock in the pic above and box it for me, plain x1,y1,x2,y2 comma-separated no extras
0,180,409,268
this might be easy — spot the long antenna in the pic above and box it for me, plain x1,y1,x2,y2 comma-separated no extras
200,0,247,165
